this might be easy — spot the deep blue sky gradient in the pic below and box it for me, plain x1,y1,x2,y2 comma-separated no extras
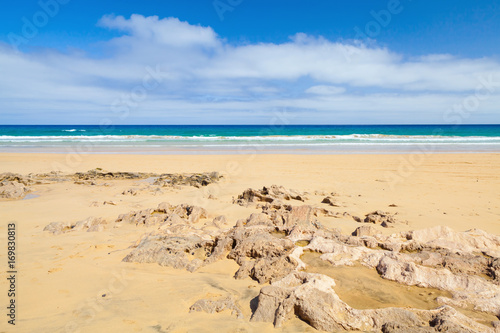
1,0,499,57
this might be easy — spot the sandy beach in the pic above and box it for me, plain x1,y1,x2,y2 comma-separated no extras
1,153,500,332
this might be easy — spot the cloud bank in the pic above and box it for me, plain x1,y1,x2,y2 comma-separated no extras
1,14,499,124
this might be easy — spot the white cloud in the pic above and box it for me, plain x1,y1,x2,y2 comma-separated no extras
98,14,220,48
305,85,346,95
0,14,499,124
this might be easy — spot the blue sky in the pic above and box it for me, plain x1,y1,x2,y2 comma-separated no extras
0,0,499,124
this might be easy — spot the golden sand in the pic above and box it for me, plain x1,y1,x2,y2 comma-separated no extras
0,153,499,332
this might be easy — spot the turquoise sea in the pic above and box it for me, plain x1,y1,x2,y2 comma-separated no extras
0,125,499,153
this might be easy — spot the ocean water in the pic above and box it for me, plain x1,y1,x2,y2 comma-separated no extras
0,125,499,154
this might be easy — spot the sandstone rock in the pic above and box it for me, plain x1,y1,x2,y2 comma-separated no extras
43,217,107,234
377,255,500,315
235,256,296,283
189,296,243,319
352,225,378,237
0,173,32,185
321,196,341,207
43,222,73,235
72,217,107,232
403,226,500,256
0,180,31,199
115,202,207,226
352,215,362,222
229,232,294,262
122,188,139,196
233,185,307,206
153,172,221,188
251,271,494,332
123,233,214,272
187,206,207,223
211,215,227,228
74,169,149,180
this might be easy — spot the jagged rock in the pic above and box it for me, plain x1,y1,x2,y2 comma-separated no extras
251,271,494,332
229,232,294,261
189,296,244,319
227,232,296,283
233,185,307,206
352,225,378,237
403,226,500,257
122,233,214,272
122,186,166,196
0,173,32,185
352,215,363,222
115,202,207,226
377,255,500,315
187,206,207,223
211,215,227,228
122,188,140,196
260,204,326,231
299,226,500,317
74,180,96,185
74,169,151,180
73,217,108,232
153,172,221,188
0,180,31,199
43,217,107,234
235,256,296,283
43,222,73,235
321,196,341,207
364,210,397,224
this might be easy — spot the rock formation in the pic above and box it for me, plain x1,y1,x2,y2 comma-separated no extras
189,296,244,319
251,271,494,332
43,217,108,235
233,185,308,206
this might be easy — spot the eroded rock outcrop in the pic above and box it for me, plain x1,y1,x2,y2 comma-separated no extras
43,217,108,235
189,296,244,319
0,180,31,199
233,185,308,206
251,271,494,332
115,202,208,226
362,210,405,228
73,169,154,181
298,226,500,319
123,232,215,272
115,197,500,330
153,172,222,188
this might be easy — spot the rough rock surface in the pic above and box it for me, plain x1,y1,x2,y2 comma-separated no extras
73,169,155,181
121,186,163,196
299,226,500,318
362,210,404,227
123,232,214,272
251,271,494,332
43,217,107,234
352,225,378,237
233,185,308,206
0,180,31,199
121,201,335,283
115,202,208,226
0,172,34,184
153,172,221,188
189,296,244,319
116,198,500,330
321,196,342,207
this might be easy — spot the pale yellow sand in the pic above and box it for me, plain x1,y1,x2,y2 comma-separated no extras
0,153,499,332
